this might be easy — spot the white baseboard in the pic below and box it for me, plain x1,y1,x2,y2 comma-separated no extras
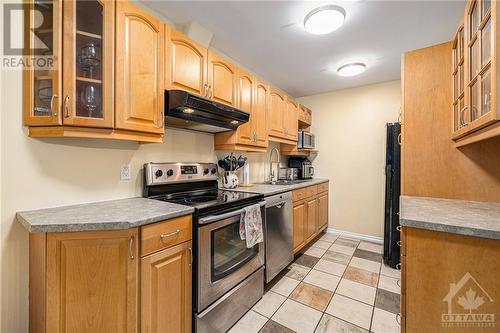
326,227,384,244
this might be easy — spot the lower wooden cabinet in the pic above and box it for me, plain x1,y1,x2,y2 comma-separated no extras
401,227,500,333
317,193,328,230
293,202,306,251
292,182,329,254
31,229,139,333
29,215,192,333
141,241,192,333
305,197,318,242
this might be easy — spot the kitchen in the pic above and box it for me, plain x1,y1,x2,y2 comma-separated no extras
2,0,500,333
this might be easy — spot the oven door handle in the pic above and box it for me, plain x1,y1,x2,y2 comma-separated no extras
198,201,266,225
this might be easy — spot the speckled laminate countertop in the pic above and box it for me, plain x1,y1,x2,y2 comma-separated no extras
17,198,194,233
400,195,500,240
227,178,329,196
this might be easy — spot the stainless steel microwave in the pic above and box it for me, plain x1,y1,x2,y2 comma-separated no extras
297,131,315,149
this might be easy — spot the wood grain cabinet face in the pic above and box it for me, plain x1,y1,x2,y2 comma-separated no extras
24,0,63,126
269,88,286,138
253,79,269,147
141,241,192,333
305,197,318,241
235,69,255,145
318,193,328,230
207,50,236,106
166,29,207,96
293,203,306,251
115,1,165,134
285,98,299,141
62,0,114,128
46,229,138,333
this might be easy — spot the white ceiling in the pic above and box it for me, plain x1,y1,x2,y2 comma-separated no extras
143,0,465,97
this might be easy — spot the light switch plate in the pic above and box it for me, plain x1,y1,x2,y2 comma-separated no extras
120,164,131,180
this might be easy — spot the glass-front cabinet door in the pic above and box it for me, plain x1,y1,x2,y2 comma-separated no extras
455,0,497,139
62,0,114,128
24,0,62,126
452,22,466,132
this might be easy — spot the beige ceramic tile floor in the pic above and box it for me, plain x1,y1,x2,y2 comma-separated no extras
229,234,401,333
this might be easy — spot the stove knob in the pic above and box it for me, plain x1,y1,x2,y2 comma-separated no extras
211,168,217,175
155,170,163,178
166,169,174,177
203,168,209,175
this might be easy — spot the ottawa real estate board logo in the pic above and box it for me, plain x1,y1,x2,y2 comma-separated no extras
442,272,495,328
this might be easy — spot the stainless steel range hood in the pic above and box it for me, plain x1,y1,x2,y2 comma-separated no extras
165,90,249,133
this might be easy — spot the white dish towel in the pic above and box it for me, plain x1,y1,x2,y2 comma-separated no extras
239,204,264,248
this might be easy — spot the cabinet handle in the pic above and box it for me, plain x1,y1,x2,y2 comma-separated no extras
160,229,180,240
50,94,58,116
129,236,135,260
64,95,70,118
209,85,213,98
397,133,402,145
188,247,193,267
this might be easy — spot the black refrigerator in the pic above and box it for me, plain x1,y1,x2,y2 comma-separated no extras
383,122,401,269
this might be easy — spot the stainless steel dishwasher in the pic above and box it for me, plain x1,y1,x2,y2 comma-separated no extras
264,191,293,283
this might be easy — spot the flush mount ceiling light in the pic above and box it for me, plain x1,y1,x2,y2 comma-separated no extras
337,62,366,76
304,5,346,35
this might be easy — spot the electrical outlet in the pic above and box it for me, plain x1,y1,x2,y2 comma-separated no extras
120,164,131,180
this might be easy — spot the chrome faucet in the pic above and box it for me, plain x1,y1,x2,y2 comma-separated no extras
269,147,280,183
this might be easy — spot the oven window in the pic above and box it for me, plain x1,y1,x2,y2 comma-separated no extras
211,221,259,282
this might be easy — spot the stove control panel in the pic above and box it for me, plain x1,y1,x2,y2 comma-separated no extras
145,162,218,185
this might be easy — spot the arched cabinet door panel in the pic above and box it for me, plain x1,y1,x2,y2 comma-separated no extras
207,50,236,106
166,29,207,97
115,1,165,134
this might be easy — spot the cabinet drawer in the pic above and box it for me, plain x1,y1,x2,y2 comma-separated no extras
140,215,192,257
317,182,329,193
292,185,317,202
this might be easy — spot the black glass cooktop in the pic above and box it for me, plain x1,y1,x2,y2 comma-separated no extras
151,189,263,215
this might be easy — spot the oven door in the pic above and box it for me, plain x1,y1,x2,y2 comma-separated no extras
197,203,265,311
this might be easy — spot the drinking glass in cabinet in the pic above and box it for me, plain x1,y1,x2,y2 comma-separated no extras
78,84,102,118
78,43,101,78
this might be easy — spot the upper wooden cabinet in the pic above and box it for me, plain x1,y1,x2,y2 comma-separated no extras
166,28,208,96
207,50,237,106
452,0,500,146
62,0,114,128
268,88,298,144
24,0,164,142
253,78,270,147
214,70,268,151
268,88,286,138
299,104,312,127
285,97,299,141
115,0,165,135
23,0,62,127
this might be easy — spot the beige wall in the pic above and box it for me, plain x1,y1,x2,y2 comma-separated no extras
298,80,401,238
